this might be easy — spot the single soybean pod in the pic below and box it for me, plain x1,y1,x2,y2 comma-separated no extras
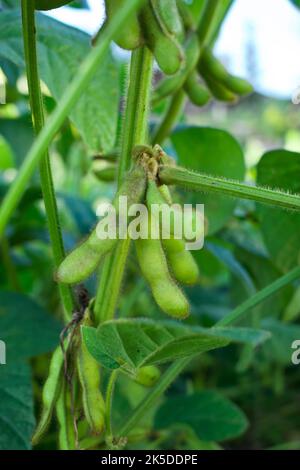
162,237,199,285
151,0,183,39
200,67,237,103
200,49,253,96
184,71,211,107
140,2,185,76
56,164,147,284
35,0,72,10
105,0,144,50
56,382,76,450
152,33,200,103
32,347,64,445
135,214,189,319
77,319,106,435
134,365,161,387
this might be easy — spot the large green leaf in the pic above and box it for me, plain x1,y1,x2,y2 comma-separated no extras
171,127,245,234
0,362,35,450
0,291,62,361
0,10,119,153
82,318,270,372
257,149,300,272
154,391,248,442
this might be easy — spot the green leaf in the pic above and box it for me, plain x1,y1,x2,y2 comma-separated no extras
154,391,248,442
261,318,300,365
289,0,300,9
0,10,120,153
82,318,270,372
0,362,35,450
257,149,300,271
171,127,245,233
0,291,62,361
0,135,15,169
0,116,34,167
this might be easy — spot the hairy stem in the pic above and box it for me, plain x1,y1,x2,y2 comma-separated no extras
159,165,300,212
21,0,73,320
94,47,153,324
0,0,146,238
105,370,119,440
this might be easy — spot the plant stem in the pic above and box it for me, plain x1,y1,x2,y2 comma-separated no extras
216,266,300,327
117,265,300,438
94,47,153,325
197,0,220,46
117,358,190,439
0,0,146,239
152,90,185,145
159,165,300,212
105,370,119,440
21,0,73,320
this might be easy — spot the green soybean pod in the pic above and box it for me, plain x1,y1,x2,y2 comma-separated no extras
151,0,183,39
56,382,76,450
105,0,144,50
152,33,200,103
200,67,237,103
32,347,64,445
134,365,161,387
140,3,185,76
162,237,199,285
184,71,211,107
200,49,253,96
77,325,105,435
135,219,190,319
56,164,146,284
35,0,72,10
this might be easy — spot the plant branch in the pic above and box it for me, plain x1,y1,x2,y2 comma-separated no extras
21,0,73,320
94,47,153,325
151,90,185,145
0,0,146,238
216,266,300,327
105,370,119,441
159,165,300,212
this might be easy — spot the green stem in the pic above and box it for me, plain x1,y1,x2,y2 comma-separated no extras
21,0,73,320
117,265,300,438
94,47,153,325
216,266,300,327
105,370,119,440
159,165,300,212
152,90,185,145
0,0,146,239
0,235,20,291
197,0,220,46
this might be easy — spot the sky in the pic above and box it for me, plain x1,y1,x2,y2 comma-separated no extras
46,0,300,100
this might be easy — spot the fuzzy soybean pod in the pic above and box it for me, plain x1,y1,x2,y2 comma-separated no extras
151,0,183,39
152,33,200,103
135,214,190,319
56,382,76,450
140,2,184,76
56,164,147,284
134,365,161,387
35,0,72,10
105,0,144,50
77,323,105,435
200,49,253,96
184,71,211,107
162,237,199,285
32,347,64,445
200,67,237,103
